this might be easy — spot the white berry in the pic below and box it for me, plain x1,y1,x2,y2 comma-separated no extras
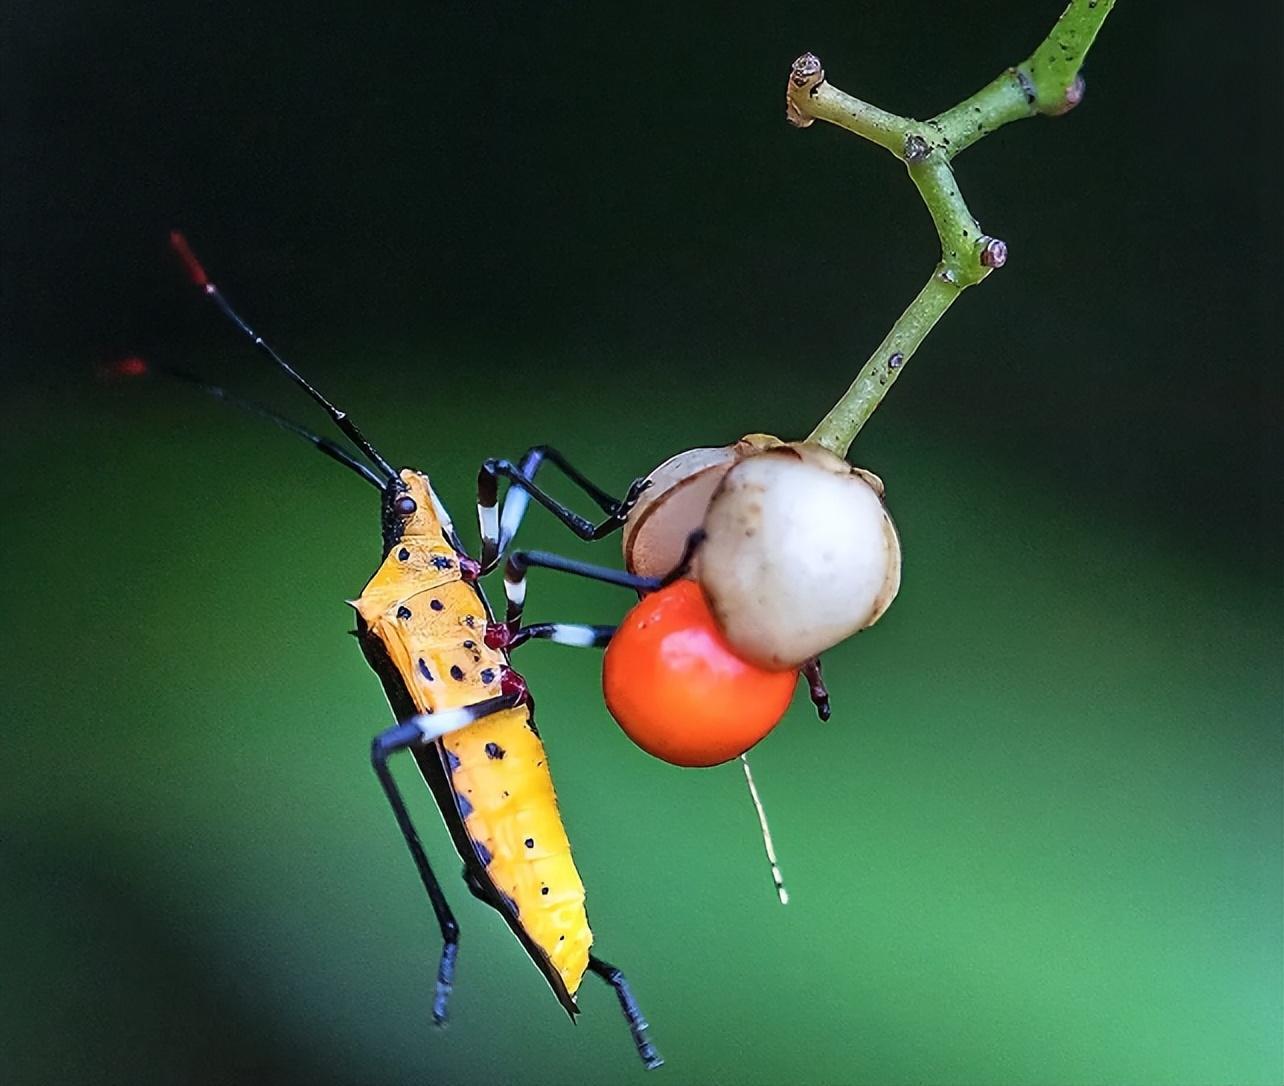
624,437,901,669
697,443,900,669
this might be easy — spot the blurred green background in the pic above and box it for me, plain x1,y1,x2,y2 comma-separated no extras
3,3,1280,1084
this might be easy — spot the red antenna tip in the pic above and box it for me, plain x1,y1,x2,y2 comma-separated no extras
169,230,209,287
99,355,149,381
115,355,149,378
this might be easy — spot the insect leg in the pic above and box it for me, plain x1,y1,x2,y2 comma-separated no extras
588,955,664,1070
486,527,699,654
491,536,700,646
370,694,524,1024
659,528,706,585
802,657,832,721
508,550,660,591
496,446,650,552
477,453,648,572
508,622,616,650
495,550,658,633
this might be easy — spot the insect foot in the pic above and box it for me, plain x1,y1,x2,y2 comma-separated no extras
432,934,459,1026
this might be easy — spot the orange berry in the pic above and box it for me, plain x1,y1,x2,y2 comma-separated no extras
603,580,797,767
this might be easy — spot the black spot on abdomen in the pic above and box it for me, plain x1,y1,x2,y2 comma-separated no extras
485,742,505,760
418,659,434,681
397,605,412,620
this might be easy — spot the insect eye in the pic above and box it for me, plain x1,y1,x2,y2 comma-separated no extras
394,495,418,516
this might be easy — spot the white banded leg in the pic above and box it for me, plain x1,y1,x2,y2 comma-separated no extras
500,550,658,634
510,623,616,650
475,460,507,571
386,693,525,747
476,447,648,573
497,473,532,556
478,492,501,565
502,554,528,625
407,694,522,743
497,446,612,557
506,530,701,632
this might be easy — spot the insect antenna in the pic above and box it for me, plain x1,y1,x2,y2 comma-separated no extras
739,753,789,906
112,358,384,489
168,230,398,483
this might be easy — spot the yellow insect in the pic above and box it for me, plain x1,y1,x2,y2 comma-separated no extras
162,233,662,1069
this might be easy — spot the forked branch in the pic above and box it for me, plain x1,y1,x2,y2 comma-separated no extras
787,0,1117,456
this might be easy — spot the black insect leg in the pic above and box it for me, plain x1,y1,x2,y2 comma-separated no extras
802,657,832,721
485,531,703,649
477,448,648,572
371,720,459,1025
497,549,659,630
588,954,664,1071
370,694,523,1025
659,528,706,586
512,446,632,519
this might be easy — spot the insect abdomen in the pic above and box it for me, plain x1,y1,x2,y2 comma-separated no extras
443,706,592,995
355,554,593,1000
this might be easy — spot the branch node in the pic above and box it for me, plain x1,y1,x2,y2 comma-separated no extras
903,134,931,163
1014,67,1037,105
786,53,825,128
978,236,1009,269
1043,72,1086,116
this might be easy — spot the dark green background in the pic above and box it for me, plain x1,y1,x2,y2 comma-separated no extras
2,3,1280,1084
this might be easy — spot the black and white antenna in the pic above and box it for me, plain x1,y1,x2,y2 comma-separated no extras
740,753,789,905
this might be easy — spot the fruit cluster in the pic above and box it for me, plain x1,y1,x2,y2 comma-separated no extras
604,436,901,766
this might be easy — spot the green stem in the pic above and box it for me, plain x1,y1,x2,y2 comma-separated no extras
908,157,986,286
807,272,961,455
788,77,910,155
788,0,1116,457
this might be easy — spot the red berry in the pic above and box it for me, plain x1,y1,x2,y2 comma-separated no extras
603,580,797,767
